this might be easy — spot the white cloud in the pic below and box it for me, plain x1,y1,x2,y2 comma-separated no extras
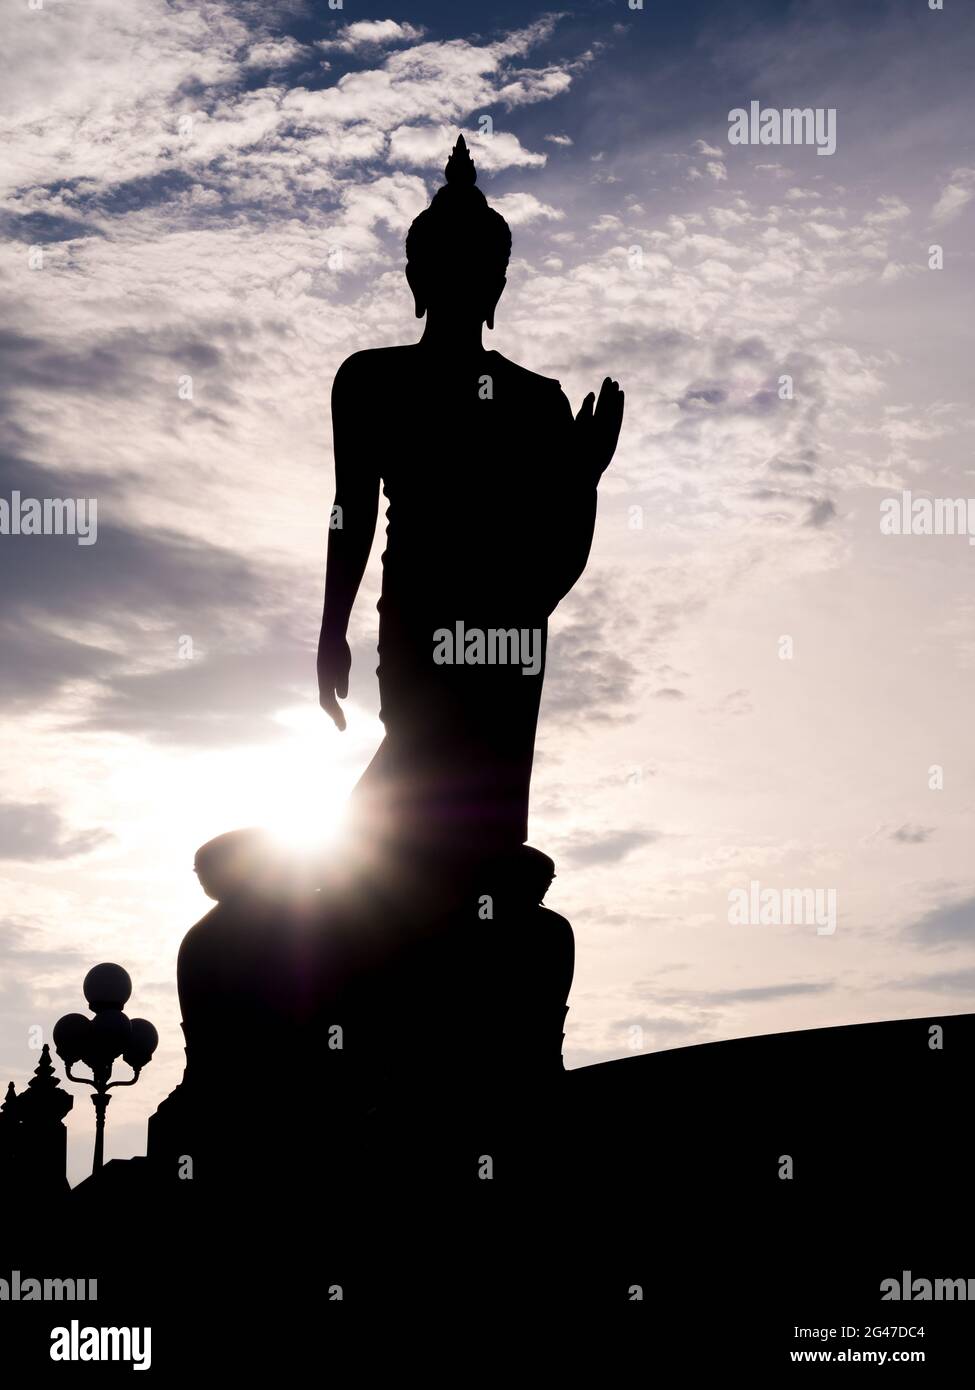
491,192,565,226
317,21,426,54
931,168,975,224
807,222,845,241
498,66,575,108
245,37,310,68
864,195,910,225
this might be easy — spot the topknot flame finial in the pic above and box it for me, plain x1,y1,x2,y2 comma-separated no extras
405,130,510,271
444,134,477,188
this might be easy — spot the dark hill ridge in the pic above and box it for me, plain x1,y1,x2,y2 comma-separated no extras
4,1008,972,1369
563,1010,971,1217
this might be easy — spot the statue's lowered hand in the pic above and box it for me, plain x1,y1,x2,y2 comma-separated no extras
575,377,624,481
318,636,351,731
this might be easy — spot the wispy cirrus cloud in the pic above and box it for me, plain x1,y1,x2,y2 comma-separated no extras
902,895,975,949
0,803,111,862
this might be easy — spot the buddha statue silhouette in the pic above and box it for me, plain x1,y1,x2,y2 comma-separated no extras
158,148,619,1180
318,134,624,859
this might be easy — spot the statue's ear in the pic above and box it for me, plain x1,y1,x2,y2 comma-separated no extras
485,276,506,331
406,264,426,320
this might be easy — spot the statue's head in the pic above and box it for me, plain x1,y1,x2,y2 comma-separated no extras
405,134,511,330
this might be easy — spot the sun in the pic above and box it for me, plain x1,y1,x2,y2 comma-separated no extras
188,703,377,858
261,776,347,853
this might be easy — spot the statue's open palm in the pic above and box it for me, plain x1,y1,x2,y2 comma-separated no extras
574,377,624,481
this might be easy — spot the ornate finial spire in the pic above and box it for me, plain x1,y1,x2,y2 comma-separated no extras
19,1044,73,1122
27,1043,57,1090
0,1081,19,1167
444,134,477,188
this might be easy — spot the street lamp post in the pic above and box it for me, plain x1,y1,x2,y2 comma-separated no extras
53,963,158,1176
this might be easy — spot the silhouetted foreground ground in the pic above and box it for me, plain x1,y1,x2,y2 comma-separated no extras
6,1011,973,1373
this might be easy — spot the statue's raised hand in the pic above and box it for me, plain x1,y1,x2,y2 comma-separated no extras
575,377,624,481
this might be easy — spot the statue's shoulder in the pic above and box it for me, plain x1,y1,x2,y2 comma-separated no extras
487,350,564,397
487,354,572,426
333,345,414,387
177,903,228,955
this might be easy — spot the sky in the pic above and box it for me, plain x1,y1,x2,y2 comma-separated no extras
1,0,973,1184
